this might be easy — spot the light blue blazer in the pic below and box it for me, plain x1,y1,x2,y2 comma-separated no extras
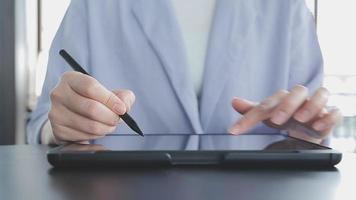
27,0,323,146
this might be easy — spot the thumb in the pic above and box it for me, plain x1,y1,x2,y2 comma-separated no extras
231,97,256,114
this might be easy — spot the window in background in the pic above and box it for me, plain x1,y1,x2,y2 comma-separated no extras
36,0,70,94
28,0,70,108
305,0,315,17
317,0,356,152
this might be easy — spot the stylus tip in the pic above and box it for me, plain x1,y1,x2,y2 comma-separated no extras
130,122,144,137
135,128,144,137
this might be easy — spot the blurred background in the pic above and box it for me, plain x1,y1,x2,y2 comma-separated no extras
0,0,355,152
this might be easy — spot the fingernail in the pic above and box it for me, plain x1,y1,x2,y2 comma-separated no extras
113,103,125,115
229,125,241,135
295,110,310,122
313,122,326,131
271,110,288,125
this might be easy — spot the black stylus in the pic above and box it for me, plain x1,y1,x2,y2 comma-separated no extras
59,49,144,137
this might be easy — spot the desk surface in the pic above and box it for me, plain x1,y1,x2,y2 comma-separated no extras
0,145,355,200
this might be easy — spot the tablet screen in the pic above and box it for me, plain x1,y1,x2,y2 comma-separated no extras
59,133,329,152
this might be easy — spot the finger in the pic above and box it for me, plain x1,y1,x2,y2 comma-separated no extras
294,87,329,123
113,89,136,112
49,104,116,136
62,71,127,115
270,85,308,125
312,108,343,137
53,85,120,126
229,90,289,134
231,97,257,114
318,107,328,118
52,123,103,143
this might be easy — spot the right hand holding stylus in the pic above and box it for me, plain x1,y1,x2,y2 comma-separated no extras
48,71,135,144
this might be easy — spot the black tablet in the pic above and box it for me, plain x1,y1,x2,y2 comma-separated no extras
47,133,342,168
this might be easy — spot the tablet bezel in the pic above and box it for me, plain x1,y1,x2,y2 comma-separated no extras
47,133,342,168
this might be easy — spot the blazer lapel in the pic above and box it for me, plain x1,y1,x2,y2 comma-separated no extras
200,0,258,130
132,0,203,133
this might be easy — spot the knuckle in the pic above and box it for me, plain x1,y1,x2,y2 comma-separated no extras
318,87,330,95
54,134,65,143
51,125,65,140
305,100,323,111
292,85,308,94
111,116,120,126
116,102,127,114
108,126,116,133
50,89,61,102
85,101,100,118
88,123,102,135
48,110,56,121
257,101,271,112
281,99,295,109
86,76,98,85
88,135,101,141
48,106,62,123
61,71,79,83
281,96,303,110
61,71,72,81
277,89,289,95
320,118,333,128
126,90,136,101
119,93,130,104
104,112,120,126
88,122,109,136
51,124,60,133
317,87,330,99
83,78,100,97
293,84,307,90
116,89,136,102
276,105,292,115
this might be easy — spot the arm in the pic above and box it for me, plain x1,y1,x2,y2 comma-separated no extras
27,1,134,144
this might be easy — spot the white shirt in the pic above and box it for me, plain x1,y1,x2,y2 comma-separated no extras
172,0,216,97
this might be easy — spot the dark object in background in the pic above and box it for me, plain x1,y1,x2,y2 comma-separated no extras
0,0,16,145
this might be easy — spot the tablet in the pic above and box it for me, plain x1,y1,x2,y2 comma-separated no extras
47,133,342,168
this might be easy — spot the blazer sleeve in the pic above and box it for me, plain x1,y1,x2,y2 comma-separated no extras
26,1,90,144
288,0,323,92
287,0,331,144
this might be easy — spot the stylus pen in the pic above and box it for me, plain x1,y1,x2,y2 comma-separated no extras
59,49,144,137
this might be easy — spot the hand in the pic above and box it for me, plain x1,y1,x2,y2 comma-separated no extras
229,85,342,143
48,71,135,144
